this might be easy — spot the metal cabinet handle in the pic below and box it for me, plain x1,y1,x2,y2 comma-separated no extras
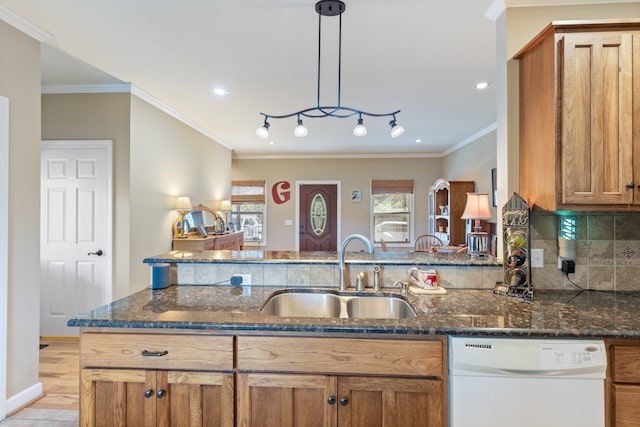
144,389,153,398
327,395,336,405
141,350,169,357
340,396,349,406
156,389,166,398
88,249,104,256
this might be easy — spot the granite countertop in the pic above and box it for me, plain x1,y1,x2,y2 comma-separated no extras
143,250,502,266
68,285,640,339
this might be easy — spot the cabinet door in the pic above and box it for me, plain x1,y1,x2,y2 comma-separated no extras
337,376,444,427
81,369,234,427
613,384,640,427
237,373,337,427
80,368,156,427
561,32,634,205
161,371,234,427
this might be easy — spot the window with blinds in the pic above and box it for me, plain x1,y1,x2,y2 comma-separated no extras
231,180,266,245
371,180,414,244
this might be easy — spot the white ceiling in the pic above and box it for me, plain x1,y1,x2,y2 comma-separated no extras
1,0,503,157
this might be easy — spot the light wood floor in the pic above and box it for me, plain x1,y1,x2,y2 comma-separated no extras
32,338,79,411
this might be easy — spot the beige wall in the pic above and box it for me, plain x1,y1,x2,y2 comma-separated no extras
0,21,41,401
233,158,442,250
129,95,231,292
443,130,497,220
42,93,231,297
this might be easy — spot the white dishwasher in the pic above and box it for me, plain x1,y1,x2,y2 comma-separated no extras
449,336,607,427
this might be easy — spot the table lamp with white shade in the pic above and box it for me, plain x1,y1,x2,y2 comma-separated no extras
461,193,493,257
174,196,192,238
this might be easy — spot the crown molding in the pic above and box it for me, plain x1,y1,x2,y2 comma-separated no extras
441,123,498,157
0,5,51,42
129,85,234,150
42,84,132,94
233,152,443,160
485,1,506,21
41,82,234,151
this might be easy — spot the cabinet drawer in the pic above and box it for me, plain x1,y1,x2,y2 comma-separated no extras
81,333,233,371
612,346,640,383
237,336,443,377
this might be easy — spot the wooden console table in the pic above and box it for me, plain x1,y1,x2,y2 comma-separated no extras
172,231,244,251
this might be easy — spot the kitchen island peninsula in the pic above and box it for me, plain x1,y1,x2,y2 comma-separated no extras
70,250,640,426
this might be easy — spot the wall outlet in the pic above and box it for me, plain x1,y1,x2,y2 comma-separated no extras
237,274,252,285
531,249,544,268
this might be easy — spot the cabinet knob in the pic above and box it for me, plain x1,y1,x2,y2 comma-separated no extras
626,182,635,189
144,389,153,398
156,389,166,398
327,395,336,405
339,396,349,406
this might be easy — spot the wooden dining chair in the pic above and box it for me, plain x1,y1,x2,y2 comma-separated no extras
413,234,444,252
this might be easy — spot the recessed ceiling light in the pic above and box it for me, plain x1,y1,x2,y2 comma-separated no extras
474,82,490,90
268,141,275,145
416,138,422,143
212,87,229,96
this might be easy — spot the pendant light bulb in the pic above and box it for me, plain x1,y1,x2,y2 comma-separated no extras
353,116,367,136
389,118,405,138
294,117,308,137
256,121,270,139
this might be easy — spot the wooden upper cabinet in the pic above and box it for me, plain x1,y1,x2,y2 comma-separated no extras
516,20,640,211
561,32,633,205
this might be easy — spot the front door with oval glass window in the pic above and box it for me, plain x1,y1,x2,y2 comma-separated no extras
299,184,337,251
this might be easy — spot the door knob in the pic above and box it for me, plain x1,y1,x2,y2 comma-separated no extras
87,249,104,256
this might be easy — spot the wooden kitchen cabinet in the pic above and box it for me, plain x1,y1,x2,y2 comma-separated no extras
237,373,442,427
81,368,233,427
516,20,640,211
237,373,336,427
337,376,443,427
606,340,640,427
236,336,446,427
79,332,234,427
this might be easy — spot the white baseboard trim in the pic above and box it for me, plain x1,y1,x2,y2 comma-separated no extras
6,382,43,414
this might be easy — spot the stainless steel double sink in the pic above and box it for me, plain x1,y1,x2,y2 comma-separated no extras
260,289,417,319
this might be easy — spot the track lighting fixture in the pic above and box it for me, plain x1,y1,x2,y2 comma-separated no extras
256,0,403,139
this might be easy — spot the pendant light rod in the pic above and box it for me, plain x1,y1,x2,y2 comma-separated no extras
256,0,404,139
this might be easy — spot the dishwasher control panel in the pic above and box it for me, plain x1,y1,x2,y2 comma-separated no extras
538,342,606,370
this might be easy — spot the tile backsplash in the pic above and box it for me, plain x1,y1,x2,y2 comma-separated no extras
530,211,640,291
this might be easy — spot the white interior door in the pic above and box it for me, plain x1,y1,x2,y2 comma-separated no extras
40,141,112,336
